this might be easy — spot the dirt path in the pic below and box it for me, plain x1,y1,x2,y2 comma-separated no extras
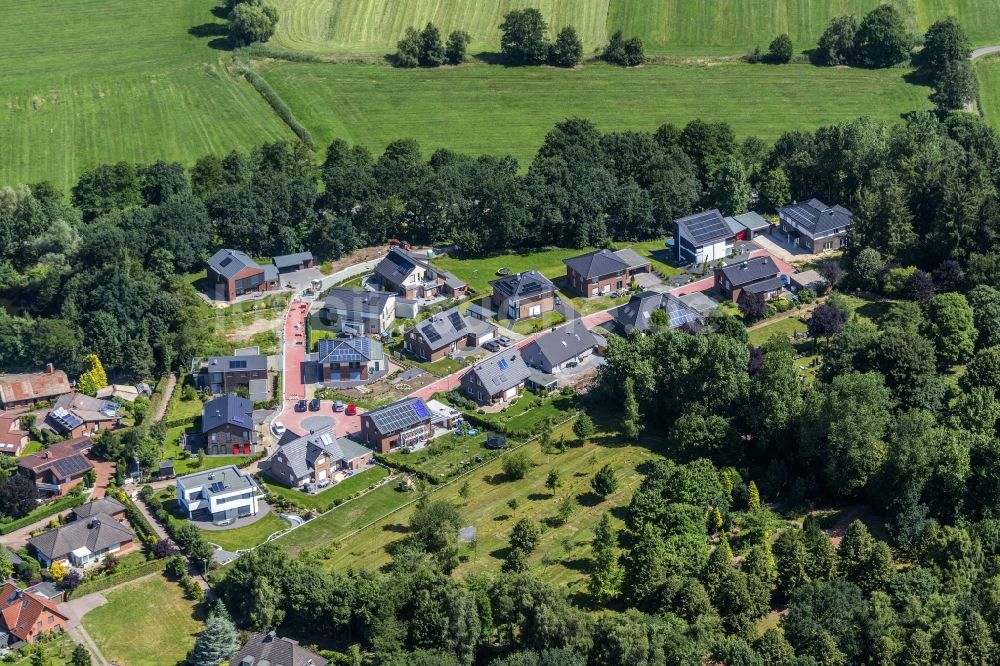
152,373,177,423
69,624,109,666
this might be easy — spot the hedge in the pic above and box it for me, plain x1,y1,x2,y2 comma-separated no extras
241,69,314,147
163,416,198,430
0,494,86,535
65,558,167,600
106,488,157,544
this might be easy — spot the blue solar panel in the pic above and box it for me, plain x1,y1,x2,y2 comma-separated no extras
412,401,429,418
498,358,509,370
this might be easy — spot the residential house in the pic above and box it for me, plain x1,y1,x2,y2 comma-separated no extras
714,256,785,302
373,248,467,299
460,350,532,405
0,366,72,409
0,582,69,644
45,393,121,438
28,512,135,569
71,496,127,522
206,249,279,301
563,248,651,298
520,322,604,374
265,425,373,490
201,395,257,456
675,209,735,264
321,288,396,335
360,397,434,453
312,337,385,382
778,199,854,253
18,437,93,496
232,632,329,666
176,465,261,523
611,291,703,335
272,251,314,274
0,411,29,456
195,354,269,397
490,271,556,321
404,308,495,362
95,384,140,403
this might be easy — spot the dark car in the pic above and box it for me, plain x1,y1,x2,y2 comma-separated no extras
308,398,321,411
483,340,501,352
294,399,307,412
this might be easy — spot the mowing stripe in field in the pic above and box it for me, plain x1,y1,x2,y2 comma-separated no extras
976,54,1000,133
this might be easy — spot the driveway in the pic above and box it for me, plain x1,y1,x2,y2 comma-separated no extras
276,401,362,439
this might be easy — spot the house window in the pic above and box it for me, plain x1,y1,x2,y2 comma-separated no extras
822,241,833,251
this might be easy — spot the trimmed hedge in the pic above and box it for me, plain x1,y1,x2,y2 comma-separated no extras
163,416,198,430
242,69,314,147
0,494,86,535
65,558,167,600
107,488,157,544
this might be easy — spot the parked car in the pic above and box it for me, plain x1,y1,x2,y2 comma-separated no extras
497,336,512,347
309,398,320,411
334,400,345,412
483,340,501,352
345,404,358,416
294,399,307,412
271,421,286,436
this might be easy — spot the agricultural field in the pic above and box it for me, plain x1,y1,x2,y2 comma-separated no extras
976,55,1000,133
267,0,1000,57
257,61,932,169
82,575,204,666
0,0,290,189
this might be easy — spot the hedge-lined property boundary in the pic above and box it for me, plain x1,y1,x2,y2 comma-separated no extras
0,494,86,535
65,558,167,600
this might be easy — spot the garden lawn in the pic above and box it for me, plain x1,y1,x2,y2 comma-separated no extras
747,315,808,346
83,575,203,666
978,55,1000,133
258,60,932,171
452,391,577,436
384,432,500,481
199,512,290,551
433,247,594,295
163,382,204,423
297,417,662,588
263,465,389,511
277,481,415,555
9,632,75,665
17,441,43,457
0,0,291,189
511,310,566,334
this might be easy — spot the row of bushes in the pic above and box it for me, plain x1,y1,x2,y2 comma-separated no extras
162,415,199,430
106,488,158,544
241,69,314,147
65,557,167,600
0,494,86,535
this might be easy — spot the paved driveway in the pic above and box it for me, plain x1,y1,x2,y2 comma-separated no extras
276,401,363,439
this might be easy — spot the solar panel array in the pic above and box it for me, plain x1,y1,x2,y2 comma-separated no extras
421,324,442,343
665,299,701,329
678,210,730,245
448,311,466,331
229,360,247,369
371,399,430,433
219,256,233,268
413,401,429,418
50,407,83,431
498,358,509,370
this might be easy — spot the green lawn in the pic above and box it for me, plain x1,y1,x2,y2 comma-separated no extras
276,482,415,555
83,575,204,666
258,60,932,170
976,54,1000,133
17,441,43,457
199,512,290,551
434,247,597,295
0,0,291,189
163,381,205,423
511,310,567,334
747,315,808,346
384,432,500,481
263,465,390,512
268,0,1000,56
448,391,578,436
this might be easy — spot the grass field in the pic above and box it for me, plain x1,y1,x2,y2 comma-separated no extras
747,315,808,346
83,575,203,666
263,465,390,511
258,61,932,168
268,0,1000,57
976,55,1000,133
200,512,290,551
0,0,290,189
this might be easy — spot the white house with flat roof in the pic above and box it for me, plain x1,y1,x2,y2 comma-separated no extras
176,465,261,524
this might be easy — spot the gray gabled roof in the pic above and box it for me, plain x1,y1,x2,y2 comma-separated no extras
315,337,384,364
490,271,555,301
563,249,630,280
718,256,781,287
364,397,431,436
272,252,313,270
779,199,854,238
207,249,265,281
28,513,134,562
465,350,531,395
268,426,370,482
204,355,268,373
412,308,472,350
612,292,703,334
233,633,328,666
743,277,785,294
72,497,125,520
322,288,395,316
521,321,603,368
675,209,732,245
374,248,419,285
202,395,254,433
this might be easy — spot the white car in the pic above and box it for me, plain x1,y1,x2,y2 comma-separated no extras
271,421,286,436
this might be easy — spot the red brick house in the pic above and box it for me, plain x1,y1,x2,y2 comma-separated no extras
490,270,557,321
0,582,68,644
206,249,279,301
313,337,385,382
404,308,495,362
196,355,269,397
360,398,434,453
201,395,257,456
265,426,372,489
563,249,651,298
0,366,72,410
17,437,94,497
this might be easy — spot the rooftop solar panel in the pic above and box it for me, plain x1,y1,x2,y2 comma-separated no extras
412,401,429,418
498,358,509,370
422,324,442,343
448,312,466,331
219,256,232,268
229,360,247,369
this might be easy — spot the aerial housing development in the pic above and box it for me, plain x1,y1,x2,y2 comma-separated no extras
0,1,997,663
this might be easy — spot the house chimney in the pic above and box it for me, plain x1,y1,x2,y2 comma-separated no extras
45,363,53,374
265,631,276,643
88,518,98,529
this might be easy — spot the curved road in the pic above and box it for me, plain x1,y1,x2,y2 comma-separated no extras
965,45,1000,113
